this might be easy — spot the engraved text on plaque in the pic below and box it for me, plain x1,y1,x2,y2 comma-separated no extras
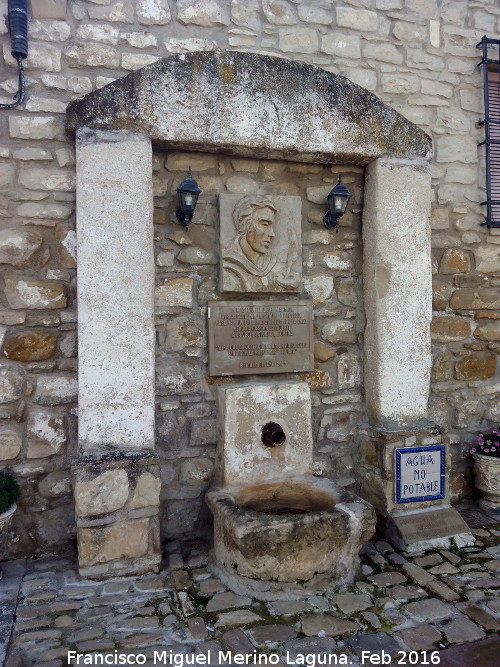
208,300,314,376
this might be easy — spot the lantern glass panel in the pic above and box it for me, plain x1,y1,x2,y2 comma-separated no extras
334,195,345,212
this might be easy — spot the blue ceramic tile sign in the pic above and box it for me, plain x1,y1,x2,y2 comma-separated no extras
395,445,445,504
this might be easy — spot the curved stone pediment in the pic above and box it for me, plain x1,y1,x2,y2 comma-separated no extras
66,50,431,165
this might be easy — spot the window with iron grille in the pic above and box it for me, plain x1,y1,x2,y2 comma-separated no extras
478,35,500,228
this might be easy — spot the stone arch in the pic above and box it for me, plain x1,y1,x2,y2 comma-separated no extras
68,50,433,577
67,50,431,165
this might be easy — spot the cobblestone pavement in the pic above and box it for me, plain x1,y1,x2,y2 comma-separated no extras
2,523,500,667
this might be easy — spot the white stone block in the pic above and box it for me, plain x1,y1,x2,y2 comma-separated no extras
363,157,432,425
76,130,154,452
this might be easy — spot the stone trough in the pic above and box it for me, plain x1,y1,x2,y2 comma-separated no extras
206,381,376,600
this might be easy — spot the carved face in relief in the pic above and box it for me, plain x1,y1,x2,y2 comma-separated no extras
246,207,276,255
220,193,302,293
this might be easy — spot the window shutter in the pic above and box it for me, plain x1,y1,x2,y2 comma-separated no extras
478,36,500,228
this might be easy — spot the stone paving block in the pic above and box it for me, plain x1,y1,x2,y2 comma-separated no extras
405,598,453,622
308,595,330,611
87,594,123,606
485,559,500,572
395,624,442,651
368,572,407,587
187,552,207,568
440,550,461,564
486,544,500,555
62,586,96,598
15,617,52,632
429,562,460,575
214,610,262,628
333,593,372,614
439,637,500,667
361,611,381,629
188,616,208,640
167,570,192,590
53,615,73,628
134,575,166,591
101,581,131,594
380,607,406,627
425,580,460,602
442,614,486,644
4,656,25,667
121,633,165,647
24,590,57,603
168,553,184,570
205,592,252,612
271,599,312,616
76,605,113,620
388,585,427,600
222,628,255,654
198,578,228,594
249,624,298,644
50,601,82,612
455,602,500,631
76,638,115,651
402,563,434,586
71,626,104,642
284,636,337,660
413,553,443,567
486,598,500,613
16,629,61,642
344,632,401,658
470,578,500,588
301,614,359,637
387,553,407,566
178,591,196,617
195,640,223,659
375,541,394,555
114,616,160,632
38,648,67,661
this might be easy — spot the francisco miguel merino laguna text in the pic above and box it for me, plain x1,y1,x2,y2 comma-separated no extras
66,649,353,665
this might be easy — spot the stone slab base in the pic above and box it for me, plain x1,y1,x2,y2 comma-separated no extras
386,506,474,555
72,452,161,579
479,498,500,521
358,423,451,516
207,554,359,602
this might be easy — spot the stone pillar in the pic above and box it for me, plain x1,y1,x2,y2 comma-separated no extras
73,129,160,577
360,157,472,553
363,156,432,426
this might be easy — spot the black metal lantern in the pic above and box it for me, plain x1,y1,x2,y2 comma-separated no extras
323,175,352,232
176,167,202,231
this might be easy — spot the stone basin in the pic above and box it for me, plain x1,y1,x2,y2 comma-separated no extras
206,477,376,599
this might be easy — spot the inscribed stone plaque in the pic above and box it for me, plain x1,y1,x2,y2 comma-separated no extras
392,507,470,544
395,445,445,503
219,194,302,293
208,300,313,376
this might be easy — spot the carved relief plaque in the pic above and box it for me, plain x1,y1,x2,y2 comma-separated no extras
219,194,302,293
208,300,313,376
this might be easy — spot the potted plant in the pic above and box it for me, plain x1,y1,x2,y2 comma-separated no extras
0,471,20,530
469,429,500,519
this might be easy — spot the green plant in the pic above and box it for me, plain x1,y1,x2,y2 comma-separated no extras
468,429,500,458
0,471,20,514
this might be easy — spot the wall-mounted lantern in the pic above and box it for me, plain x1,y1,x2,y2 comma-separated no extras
323,175,352,232
175,168,202,231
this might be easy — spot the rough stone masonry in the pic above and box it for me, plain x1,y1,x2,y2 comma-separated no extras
0,0,499,561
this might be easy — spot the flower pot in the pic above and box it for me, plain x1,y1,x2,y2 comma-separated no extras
472,453,500,519
0,503,16,531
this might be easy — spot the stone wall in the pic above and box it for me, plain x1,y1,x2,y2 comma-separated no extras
153,152,364,539
0,0,499,558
